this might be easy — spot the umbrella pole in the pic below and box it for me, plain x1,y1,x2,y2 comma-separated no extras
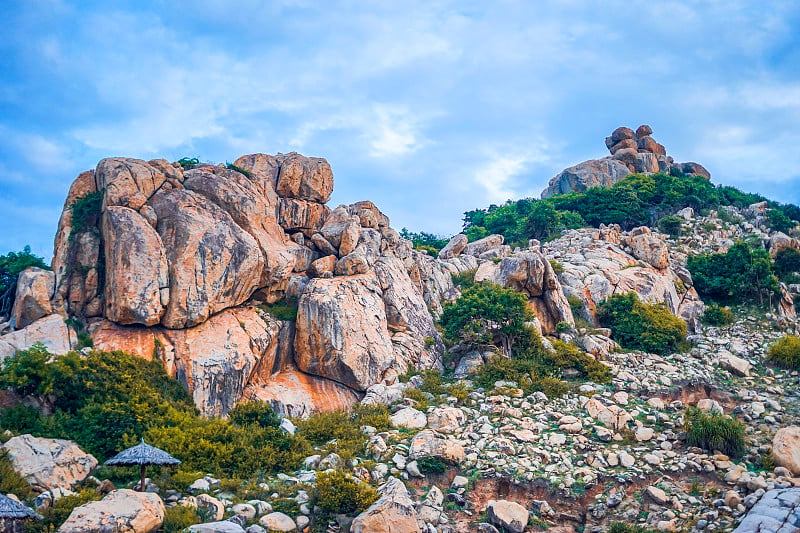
140,464,146,492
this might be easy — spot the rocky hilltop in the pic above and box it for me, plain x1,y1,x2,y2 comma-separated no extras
542,125,711,198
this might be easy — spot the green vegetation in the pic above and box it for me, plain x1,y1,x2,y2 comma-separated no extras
440,282,533,356
161,505,202,532
0,246,49,316
228,400,281,429
0,346,310,478
767,207,796,234
775,248,800,283
177,157,200,169
313,470,378,514
259,298,299,321
296,404,391,464
461,172,799,243
767,335,800,370
0,449,33,498
400,228,450,254
702,303,735,327
597,292,687,355
69,190,104,237
607,523,657,533
684,407,746,459
417,456,448,474
451,268,478,289
27,489,101,533
225,162,252,178
687,242,779,305
656,215,684,237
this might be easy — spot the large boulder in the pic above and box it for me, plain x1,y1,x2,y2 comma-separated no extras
487,500,529,533
0,314,74,361
2,435,97,492
541,158,631,198
274,153,334,203
624,227,670,269
438,234,468,259
244,368,360,418
294,274,395,391
11,267,57,329
773,427,800,475
151,189,265,329
102,206,169,326
57,489,165,533
409,430,465,464
351,477,421,533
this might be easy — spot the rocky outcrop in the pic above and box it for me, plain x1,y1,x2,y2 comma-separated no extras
0,314,75,361
57,489,165,533
487,500,529,533
2,435,97,492
36,152,462,417
542,125,711,198
474,250,575,333
351,477,421,533
541,225,704,330
733,488,800,533
773,427,800,475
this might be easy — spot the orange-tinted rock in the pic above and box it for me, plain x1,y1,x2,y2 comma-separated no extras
275,153,334,203
243,368,359,418
95,157,170,210
278,198,329,235
12,267,57,329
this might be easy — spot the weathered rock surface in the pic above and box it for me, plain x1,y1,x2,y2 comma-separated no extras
541,158,631,198
351,477,421,533
487,500,529,533
11,267,58,329
0,314,74,361
2,435,97,492
773,427,800,475
57,489,165,533
409,430,465,464
733,488,800,533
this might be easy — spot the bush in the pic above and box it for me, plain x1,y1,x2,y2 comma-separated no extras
177,157,200,169
684,407,746,458
767,335,800,370
27,489,101,533
703,303,734,327
399,229,450,253
228,401,281,429
351,403,392,432
417,456,447,474
687,242,779,305
598,293,687,355
225,162,252,178
314,470,378,515
657,215,684,237
0,449,32,498
440,282,533,356
259,298,298,321
775,248,800,281
69,190,104,237
451,268,478,289
296,407,385,463
607,523,657,533
161,505,202,532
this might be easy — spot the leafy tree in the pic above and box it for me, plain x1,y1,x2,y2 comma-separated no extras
768,208,796,234
656,215,684,238
687,242,779,305
0,246,49,316
597,292,687,355
399,228,450,253
228,400,281,429
775,248,800,281
439,282,533,356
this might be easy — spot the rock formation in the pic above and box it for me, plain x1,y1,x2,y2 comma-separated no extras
57,489,165,533
1,153,474,417
1,435,98,492
541,125,711,198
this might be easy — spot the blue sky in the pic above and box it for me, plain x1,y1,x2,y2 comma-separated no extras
2,0,800,260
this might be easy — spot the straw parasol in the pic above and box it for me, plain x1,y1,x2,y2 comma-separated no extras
0,493,42,533
104,439,181,492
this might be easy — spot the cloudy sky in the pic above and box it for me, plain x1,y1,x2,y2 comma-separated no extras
2,0,799,259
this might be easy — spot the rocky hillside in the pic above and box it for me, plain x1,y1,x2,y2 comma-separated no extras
1,131,800,533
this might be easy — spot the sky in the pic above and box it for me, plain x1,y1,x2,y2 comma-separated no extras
2,0,800,260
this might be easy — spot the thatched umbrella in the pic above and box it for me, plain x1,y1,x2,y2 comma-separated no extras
0,493,42,533
104,439,181,492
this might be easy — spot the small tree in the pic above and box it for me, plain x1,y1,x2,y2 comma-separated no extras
597,292,687,355
439,282,533,356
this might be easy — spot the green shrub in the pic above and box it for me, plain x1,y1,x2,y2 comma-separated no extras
403,388,429,411
399,229,450,253
259,298,299,321
0,449,32,498
767,335,800,370
687,242,779,305
597,292,687,355
549,260,565,274
566,295,584,314
451,268,478,289
351,403,392,432
775,248,800,282
161,505,202,532
703,303,734,326
69,190,104,237
314,470,378,515
684,407,746,458
177,157,200,169
440,282,533,356
607,523,657,533
296,408,380,463
417,456,447,475
228,401,281,429
768,208,796,234
657,215,684,237
225,162,252,178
